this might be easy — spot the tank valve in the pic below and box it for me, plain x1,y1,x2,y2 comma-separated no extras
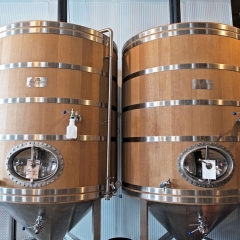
63,109,81,139
104,179,122,200
27,216,44,235
160,179,171,191
232,111,240,123
110,180,122,190
189,216,208,236
63,109,82,123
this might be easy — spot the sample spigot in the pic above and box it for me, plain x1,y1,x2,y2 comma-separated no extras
63,109,82,123
232,111,240,123
63,109,81,139
160,179,171,190
188,216,208,236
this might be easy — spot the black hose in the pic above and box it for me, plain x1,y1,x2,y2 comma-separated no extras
58,0,68,22
169,0,181,24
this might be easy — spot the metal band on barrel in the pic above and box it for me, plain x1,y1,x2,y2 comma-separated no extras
0,62,117,81
0,22,118,53
0,21,104,37
0,185,104,195
123,28,239,54
0,135,117,141
123,22,240,51
0,97,117,111
123,188,239,204
123,99,240,112
0,185,104,203
123,63,239,82
0,192,100,203
123,136,240,142
122,183,239,204
122,182,239,197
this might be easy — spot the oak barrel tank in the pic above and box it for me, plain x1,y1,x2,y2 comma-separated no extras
0,20,117,240
122,22,240,240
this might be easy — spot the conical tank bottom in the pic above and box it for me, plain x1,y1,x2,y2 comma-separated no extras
149,202,238,240
1,201,93,240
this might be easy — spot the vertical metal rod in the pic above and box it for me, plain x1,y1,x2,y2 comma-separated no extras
58,0,68,22
92,199,101,240
140,199,148,240
9,216,14,240
205,145,209,160
231,0,240,28
169,0,181,24
98,28,113,200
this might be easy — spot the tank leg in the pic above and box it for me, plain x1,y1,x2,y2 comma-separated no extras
158,232,173,240
92,199,101,240
66,232,81,240
140,199,148,240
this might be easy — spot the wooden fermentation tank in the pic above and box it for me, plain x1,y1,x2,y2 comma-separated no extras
0,21,117,240
122,22,240,240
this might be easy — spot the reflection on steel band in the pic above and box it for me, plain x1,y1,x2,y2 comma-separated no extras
6,142,64,188
122,182,240,196
178,143,235,188
0,27,103,42
0,97,117,111
122,186,239,204
0,21,118,53
0,62,117,81
123,136,240,142
0,192,100,203
123,99,240,112
0,135,117,141
0,21,104,36
123,63,239,82
123,22,240,51
0,185,104,195
123,28,239,54
0,97,106,107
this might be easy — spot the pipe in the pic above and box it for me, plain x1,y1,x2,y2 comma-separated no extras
58,0,68,22
169,0,181,24
231,0,240,28
98,28,113,200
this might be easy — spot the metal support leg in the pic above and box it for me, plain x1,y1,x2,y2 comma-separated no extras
66,232,81,240
140,199,148,240
158,232,173,240
92,199,101,240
